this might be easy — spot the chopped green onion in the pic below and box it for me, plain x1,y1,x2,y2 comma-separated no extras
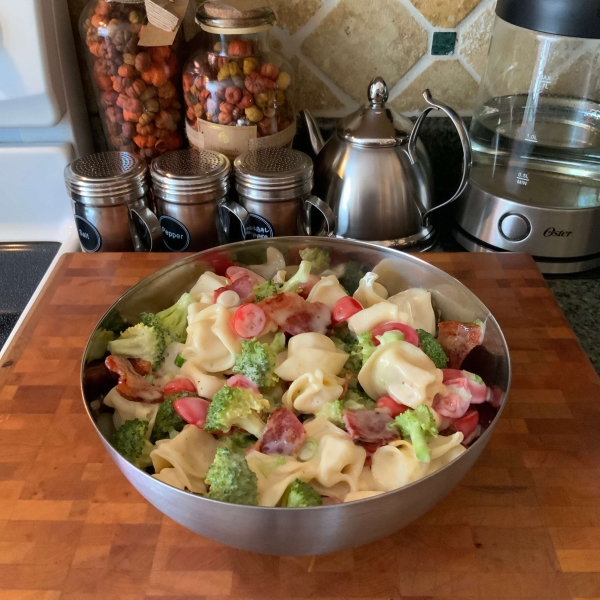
175,354,186,368
298,438,318,462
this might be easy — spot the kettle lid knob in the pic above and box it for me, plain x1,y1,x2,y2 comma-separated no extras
368,77,388,107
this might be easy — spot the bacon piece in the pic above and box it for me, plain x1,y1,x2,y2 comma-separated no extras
443,368,488,404
259,407,306,456
437,321,485,369
105,355,163,404
433,377,471,419
259,293,331,335
214,276,255,304
343,409,399,446
128,358,152,376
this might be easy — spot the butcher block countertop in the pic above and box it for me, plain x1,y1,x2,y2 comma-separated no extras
0,251,599,600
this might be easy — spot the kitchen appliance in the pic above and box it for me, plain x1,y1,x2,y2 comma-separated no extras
302,77,471,249
81,236,511,556
453,0,600,274
65,152,162,252
0,0,93,356
151,148,231,252
227,147,335,239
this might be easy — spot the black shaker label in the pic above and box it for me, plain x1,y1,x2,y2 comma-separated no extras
75,215,102,252
160,215,190,252
244,213,274,239
131,210,153,251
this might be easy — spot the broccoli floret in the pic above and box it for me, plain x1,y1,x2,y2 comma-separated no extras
376,330,405,345
318,399,345,428
299,248,330,274
219,431,257,453
111,418,154,468
339,261,366,295
140,293,194,344
108,322,166,370
355,332,377,365
390,405,438,463
281,260,312,294
205,447,258,505
151,392,193,443
253,280,281,302
87,328,115,362
232,333,285,389
416,329,449,369
331,335,362,376
281,479,323,508
100,308,130,335
344,387,376,410
205,386,270,438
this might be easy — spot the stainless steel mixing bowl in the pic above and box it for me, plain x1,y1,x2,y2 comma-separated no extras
81,237,511,555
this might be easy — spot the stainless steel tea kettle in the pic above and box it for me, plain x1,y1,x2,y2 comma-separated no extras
302,77,471,247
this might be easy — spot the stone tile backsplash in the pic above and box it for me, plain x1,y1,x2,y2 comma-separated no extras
268,0,497,116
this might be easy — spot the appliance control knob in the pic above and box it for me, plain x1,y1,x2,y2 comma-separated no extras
499,213,531,242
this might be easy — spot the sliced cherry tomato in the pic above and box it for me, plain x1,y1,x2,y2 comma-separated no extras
226,266,265,286
227,374,259,394
173,396,211,428
232,303,267,339
375,396,411,418
452,409,479,439
163,378,197,394
332,296,363,325
371,322,419,347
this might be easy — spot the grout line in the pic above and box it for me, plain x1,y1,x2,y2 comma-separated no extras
458,54,483,85
289,0,340,45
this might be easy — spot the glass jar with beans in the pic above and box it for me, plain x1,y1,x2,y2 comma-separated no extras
182,2,295,162
80,0,184,160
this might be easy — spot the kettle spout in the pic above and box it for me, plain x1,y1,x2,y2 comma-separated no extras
300,109,325,155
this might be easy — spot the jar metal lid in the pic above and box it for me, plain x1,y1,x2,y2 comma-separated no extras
234,148,314,201
196,1,276,32
150,148,231,204
64,151,148,206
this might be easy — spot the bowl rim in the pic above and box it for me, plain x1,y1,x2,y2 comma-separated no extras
80,236,512,510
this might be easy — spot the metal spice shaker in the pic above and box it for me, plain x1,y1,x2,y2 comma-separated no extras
64,151,161,252
228,147,335,240
150,148,233,251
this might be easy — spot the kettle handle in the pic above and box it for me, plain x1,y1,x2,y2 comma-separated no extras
408,90,471,227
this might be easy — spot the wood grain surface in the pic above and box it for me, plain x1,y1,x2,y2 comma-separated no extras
0,251,599,600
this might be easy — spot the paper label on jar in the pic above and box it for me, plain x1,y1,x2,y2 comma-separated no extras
195,121,258,162
249,121,297,151
139,0,189,46
186,121,205,149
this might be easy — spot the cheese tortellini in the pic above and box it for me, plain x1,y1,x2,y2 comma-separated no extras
353,272,389,308
275,333,348,381
388,288,436,335
358,340,446,408
282,369,345,413
369,432,465,492
189,272,228,301
307,275,348,310
182,304,241,373
104,387,158,439
246,415,366,506
179,361,226,399
151,425,218,494
347,301,411,335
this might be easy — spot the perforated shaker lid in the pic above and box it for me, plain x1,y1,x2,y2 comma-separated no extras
234,147,314,201
150,148,231,204
64,151,148,206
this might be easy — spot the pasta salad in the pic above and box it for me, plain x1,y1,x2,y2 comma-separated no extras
85,247,501,507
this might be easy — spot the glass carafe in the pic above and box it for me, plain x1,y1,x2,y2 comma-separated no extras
470,8,600,209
